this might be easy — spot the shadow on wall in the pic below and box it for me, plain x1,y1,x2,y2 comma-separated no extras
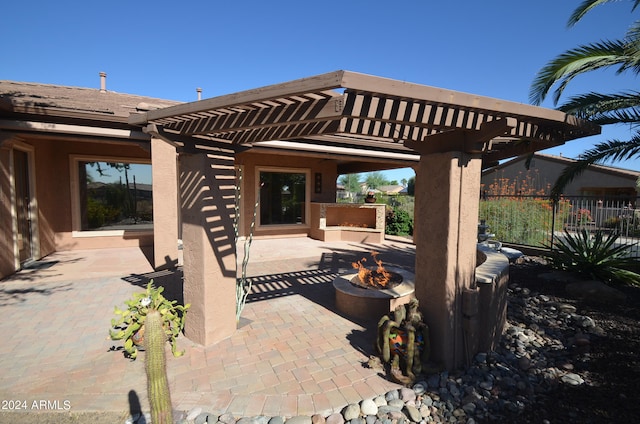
179,144,238,279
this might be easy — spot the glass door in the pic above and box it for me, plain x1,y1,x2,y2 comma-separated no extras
14,150,32,263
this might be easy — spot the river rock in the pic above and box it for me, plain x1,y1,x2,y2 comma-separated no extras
373,395,387,407
311,414,325,424
402,405,421,422
219,413,237,424
561,373,585,386
286,417,312,424
196,412,219,424
342,404,360,421
399,387,416,402
360,399,378,416
325,413,344,424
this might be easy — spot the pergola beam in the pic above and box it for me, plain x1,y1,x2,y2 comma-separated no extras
403,117,518,154
483,139,561,163
128,72,347,125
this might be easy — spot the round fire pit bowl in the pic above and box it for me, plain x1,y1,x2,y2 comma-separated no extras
333,267,415,321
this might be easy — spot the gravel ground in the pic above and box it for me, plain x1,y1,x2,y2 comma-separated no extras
494,256,640,423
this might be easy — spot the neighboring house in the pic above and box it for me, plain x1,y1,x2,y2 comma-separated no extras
377,184,406,195
481,153,640,199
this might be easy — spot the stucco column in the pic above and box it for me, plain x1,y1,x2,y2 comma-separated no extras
179,151,237,346
414,150,482,370
151,137,179,269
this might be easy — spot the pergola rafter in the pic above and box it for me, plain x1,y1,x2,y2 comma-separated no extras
129,70,600,161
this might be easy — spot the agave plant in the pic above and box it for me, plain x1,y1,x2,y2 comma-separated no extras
547,229,640,286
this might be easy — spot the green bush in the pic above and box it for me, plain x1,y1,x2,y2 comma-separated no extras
386,208,413,236
546,229,640,286
86,198,120,229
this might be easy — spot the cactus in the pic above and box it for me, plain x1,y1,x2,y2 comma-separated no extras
404,323,416,380
375,299,429,385
145,309,174,424
380,318,398,363
376,316,390,355
393,302,406,323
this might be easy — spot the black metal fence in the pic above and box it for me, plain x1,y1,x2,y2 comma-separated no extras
479,195,640,258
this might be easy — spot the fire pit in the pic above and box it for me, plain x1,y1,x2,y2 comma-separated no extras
333,252,415,321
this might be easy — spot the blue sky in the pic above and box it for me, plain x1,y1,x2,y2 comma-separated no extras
3,0,638,184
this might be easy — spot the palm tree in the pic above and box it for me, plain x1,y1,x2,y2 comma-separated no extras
530,0,640,199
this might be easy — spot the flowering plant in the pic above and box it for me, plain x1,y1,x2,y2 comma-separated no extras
109,281,190,359
575,208,593,225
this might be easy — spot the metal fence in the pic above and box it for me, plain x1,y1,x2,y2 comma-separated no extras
479,195,640,258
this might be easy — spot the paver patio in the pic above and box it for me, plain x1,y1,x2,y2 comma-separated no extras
0,237,414,418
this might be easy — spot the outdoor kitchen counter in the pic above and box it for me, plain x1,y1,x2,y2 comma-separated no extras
310,202,386,243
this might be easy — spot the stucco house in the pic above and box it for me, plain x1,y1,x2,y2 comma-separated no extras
0,73,416,278
1,70,600,370
482,153,640,199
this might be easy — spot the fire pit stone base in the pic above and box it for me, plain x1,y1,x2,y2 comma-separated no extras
333,267,415,321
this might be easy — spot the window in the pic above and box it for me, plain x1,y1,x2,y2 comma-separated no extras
258,169,308,226
74,159,153,231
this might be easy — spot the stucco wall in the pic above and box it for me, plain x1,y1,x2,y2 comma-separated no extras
235,151,338,238
6,135,152,272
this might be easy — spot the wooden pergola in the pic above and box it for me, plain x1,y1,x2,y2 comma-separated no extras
130,70,597,165
129,70,600,369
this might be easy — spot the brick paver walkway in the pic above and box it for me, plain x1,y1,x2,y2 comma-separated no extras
0,238,414,418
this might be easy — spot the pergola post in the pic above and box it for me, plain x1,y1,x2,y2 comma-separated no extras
179,151,237,345
413,150,482,370
151,136,179,270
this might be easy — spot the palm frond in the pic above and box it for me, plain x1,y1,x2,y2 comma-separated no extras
550,133,640,198
587,109,640,125
569,0,640,27
530,40,629,105
558,91,640,124
623,19,640,74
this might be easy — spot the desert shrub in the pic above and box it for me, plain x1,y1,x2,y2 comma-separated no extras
546,229,640,286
